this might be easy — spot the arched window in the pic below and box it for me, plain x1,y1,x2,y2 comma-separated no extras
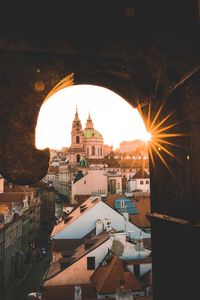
76,136,80,144
76,154,80,163
87,147,89,156
92,145,95,156
140,180,144,185
100,146,102,156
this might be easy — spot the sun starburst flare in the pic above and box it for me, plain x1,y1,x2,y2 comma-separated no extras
137,101,186,172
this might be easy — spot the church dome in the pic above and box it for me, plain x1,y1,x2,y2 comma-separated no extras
83,113,103,140
83,128,103,139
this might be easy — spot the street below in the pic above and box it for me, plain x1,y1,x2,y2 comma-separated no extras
13,243,52,300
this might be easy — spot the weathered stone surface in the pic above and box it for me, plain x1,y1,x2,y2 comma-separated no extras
0,2,200,299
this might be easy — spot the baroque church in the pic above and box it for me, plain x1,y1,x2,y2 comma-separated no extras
69,108,104,164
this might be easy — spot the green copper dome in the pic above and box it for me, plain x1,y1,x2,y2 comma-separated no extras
78,157,89,168
83,128,103,139
74,170,84,183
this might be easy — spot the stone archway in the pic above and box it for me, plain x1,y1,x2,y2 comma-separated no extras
0,4,199,296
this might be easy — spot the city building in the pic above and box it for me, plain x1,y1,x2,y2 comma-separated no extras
51,196,150,253
106,195,151,231
57,163,71,199
127,169,150,193
69,108,104,164
72,169,107,203
0,179,55,299
43,228,151,300
44,166,59,189
118,140,142,153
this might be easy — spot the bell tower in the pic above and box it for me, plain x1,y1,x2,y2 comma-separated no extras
69,107,85,164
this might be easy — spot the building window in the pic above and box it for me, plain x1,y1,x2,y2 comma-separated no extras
77,154,80,163
100,146,102,156
92,145,95,156
84,181,86,184
87,147,89,156
76,136,80,144
87,256,95,270
140,180,144,185
108,179,116,194
134,264,140,277
146,180,149,184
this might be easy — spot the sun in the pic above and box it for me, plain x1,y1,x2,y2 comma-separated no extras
137,101,185,172
142,131,152,142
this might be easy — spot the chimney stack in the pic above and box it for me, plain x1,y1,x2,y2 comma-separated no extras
74,284,82,300
115,280,133,299
95,219,103,235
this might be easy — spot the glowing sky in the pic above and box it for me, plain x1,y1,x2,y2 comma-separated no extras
35,85,149,150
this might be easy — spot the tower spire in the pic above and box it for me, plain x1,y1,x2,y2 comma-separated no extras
85,112,94,129
72,106,82,130
75,105,78,118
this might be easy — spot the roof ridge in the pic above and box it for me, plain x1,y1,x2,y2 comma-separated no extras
46,232,109,282
93,255,122,292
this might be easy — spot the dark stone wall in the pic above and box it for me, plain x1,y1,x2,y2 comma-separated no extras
0,1,199,299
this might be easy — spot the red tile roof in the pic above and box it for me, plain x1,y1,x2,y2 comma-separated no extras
131,169,149,179
120,159,149,168
91,255,144,294
46,231,109,281
88,158,121,168
141,270,151,286
0,203,11,213
0,192,25,203
43,283,96,300
130,197,151,228
47,166,59,174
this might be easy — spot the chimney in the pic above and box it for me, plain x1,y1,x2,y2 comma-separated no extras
115,280,133,300
113,232,127,246
74,284,82,300
95,219,103,235
122,211,129,222
134,231,144,254
102,218,111,231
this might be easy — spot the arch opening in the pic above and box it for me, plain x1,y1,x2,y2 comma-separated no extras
36,82,152,219
35,84,150,151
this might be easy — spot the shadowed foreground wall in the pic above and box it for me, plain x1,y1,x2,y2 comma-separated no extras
0,1,199,299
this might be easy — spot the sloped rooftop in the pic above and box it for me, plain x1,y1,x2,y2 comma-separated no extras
51,197,101,237
91,255,144,293
45,230,109,281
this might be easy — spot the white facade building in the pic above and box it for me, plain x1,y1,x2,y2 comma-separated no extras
72,169,107,203
127,169,150,193
51,197,150,240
